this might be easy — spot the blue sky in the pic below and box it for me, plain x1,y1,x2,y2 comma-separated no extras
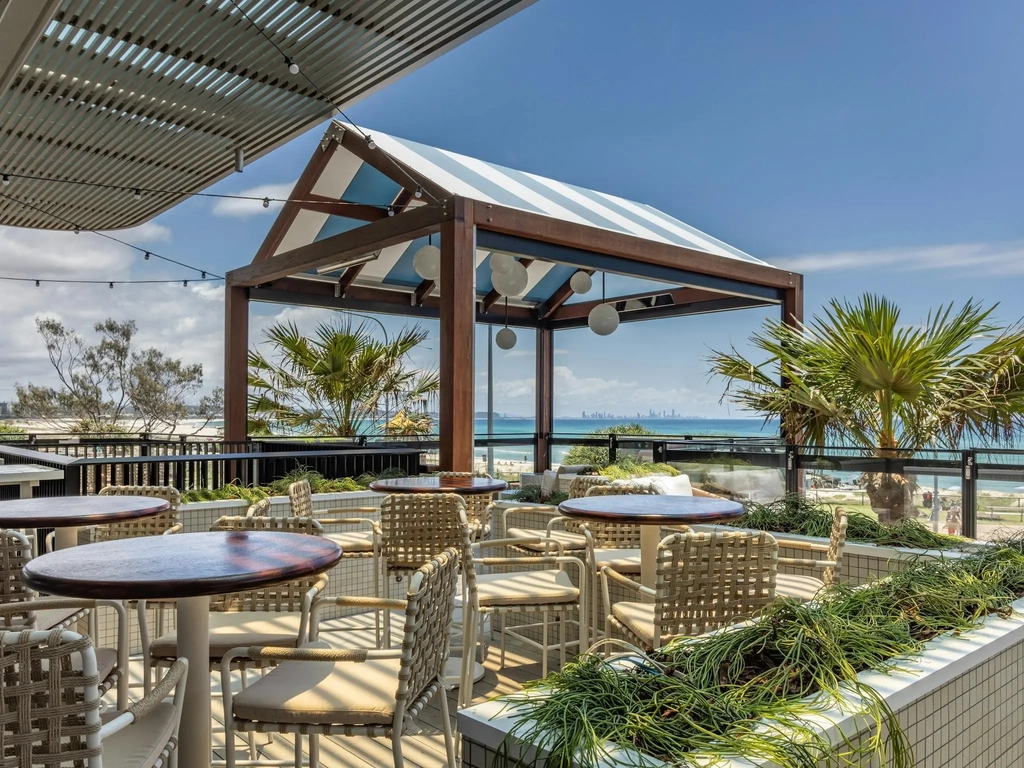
2,0,1022,418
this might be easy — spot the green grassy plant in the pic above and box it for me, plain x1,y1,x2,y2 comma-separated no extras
739,495,964,550
497,543,1024,767
179,466,406,503
599,460,679,481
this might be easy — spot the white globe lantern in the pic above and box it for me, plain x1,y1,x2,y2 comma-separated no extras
490,252,516,275
412,243,441,281
491,261,529,297
495,327,517,350
588,303,619,336
569,270,592,295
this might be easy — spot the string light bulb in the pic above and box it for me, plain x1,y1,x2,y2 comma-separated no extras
144,252,150,260
366,135,376,150
108,281,114,289
234,146,245,173
414,187,423,199
201,271,206,279
1,174,9,186
262,197,270,208
74,226,81,234
35,280,40,287
133,188,141,200
387,206,395,217
183,280,188,287
285,57,299,75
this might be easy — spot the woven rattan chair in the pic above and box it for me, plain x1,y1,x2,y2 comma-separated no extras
377,493,468,646
602,530,778,652
95,485,184,540
0,627,187,768
458,524,587,706
436,471,495,539
245,497,273,517
149,515,328,683
0,529,129,708
503,476,609,557
773,506,848,602
221,548,460,768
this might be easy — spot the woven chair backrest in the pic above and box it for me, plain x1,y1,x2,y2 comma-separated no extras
436,472,494,528
288,479,315,518
654,530,778,645
245,497,273,518
824,506,849,586
580,484,658,548
379,493,468,571
0,530,34,628
395,547,459,707
208,515,323,612
0,628,102,767
95,485,180,540
568,475,609,499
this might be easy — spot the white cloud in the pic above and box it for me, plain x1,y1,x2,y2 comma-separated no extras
212,182,296,219
776,241,1024,275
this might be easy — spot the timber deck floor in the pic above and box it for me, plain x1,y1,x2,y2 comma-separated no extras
121,613,541,767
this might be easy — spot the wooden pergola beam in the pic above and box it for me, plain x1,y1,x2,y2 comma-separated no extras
227,203,449,287
252,139,338,262
550,287,722,321
298,194,389,221
478,203,799,291
480,258,533,312
534,267,593,319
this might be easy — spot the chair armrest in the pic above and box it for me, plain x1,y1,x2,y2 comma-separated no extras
601,566,652,597
100,658,188,739
310,595,407,635
231,646,404,663
0,596,95,624
777,539,831,553
777,556,838,570
299,575,329,640
163,523,183,535
502,504,560,533
544,516,572,534
476,536,561,552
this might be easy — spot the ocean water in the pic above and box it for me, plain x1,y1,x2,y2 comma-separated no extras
474,417,776,464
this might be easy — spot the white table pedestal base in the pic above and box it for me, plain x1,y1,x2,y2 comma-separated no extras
177,595,212,768
639,524,662,604
444,658,485,687
54,526,79,551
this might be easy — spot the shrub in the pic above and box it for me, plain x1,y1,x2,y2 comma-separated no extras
0,422,25,436
561,423,655,467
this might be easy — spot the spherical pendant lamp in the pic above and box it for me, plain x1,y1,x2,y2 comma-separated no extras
491,261,529,297
490,252,516,275
588,303,619,336
569,270,593,295
413,238,441,281
495,327,517,350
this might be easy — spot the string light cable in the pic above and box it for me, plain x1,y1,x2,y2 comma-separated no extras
0,276,220,287
226,0,439,203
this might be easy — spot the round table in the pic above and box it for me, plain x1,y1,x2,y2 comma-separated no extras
0,495,170,550
557,495,744,602
368,476,508,495
22,531,342,768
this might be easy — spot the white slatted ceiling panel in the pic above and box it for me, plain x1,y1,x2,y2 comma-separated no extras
0,0,533,231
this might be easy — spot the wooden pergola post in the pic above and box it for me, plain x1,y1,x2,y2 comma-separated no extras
438,198,475,471
535,327,554,471
781,276,804,494
223,285,249,444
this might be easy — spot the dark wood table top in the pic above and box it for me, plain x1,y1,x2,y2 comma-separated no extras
0,495,170,528
21,531,342,600
369,476,509,495
558,495,744,525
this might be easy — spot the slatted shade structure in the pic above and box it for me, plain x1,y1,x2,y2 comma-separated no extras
224,120,803,470
0,0,534,231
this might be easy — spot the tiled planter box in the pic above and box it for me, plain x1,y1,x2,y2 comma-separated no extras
92,491,383,654
460,594,1024,768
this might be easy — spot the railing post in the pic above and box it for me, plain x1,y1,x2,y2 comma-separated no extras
608,434,617,464
962,450,978,539
64,462,82,497
785,445,800,496
653,440,666,464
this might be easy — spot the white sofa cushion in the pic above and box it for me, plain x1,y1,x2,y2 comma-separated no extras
615,474,693,496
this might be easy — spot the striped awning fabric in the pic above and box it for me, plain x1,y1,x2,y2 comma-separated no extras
283,121,769,307
0,0,533,231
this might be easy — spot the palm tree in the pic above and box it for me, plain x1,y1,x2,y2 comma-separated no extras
247,319,439,437
707,295,1024,522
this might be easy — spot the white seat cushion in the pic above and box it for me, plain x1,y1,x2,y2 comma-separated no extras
774,573,825,602
101,703,177,768
150,611,302,659
325,529,374,553
610,601,655,648
592,548,641,573
232,655,402,726
506,528,587,552
476,570,579,608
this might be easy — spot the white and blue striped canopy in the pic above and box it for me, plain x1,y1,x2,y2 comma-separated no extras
278,121,769,306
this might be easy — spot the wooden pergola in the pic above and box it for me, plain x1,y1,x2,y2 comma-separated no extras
224,121,803,471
